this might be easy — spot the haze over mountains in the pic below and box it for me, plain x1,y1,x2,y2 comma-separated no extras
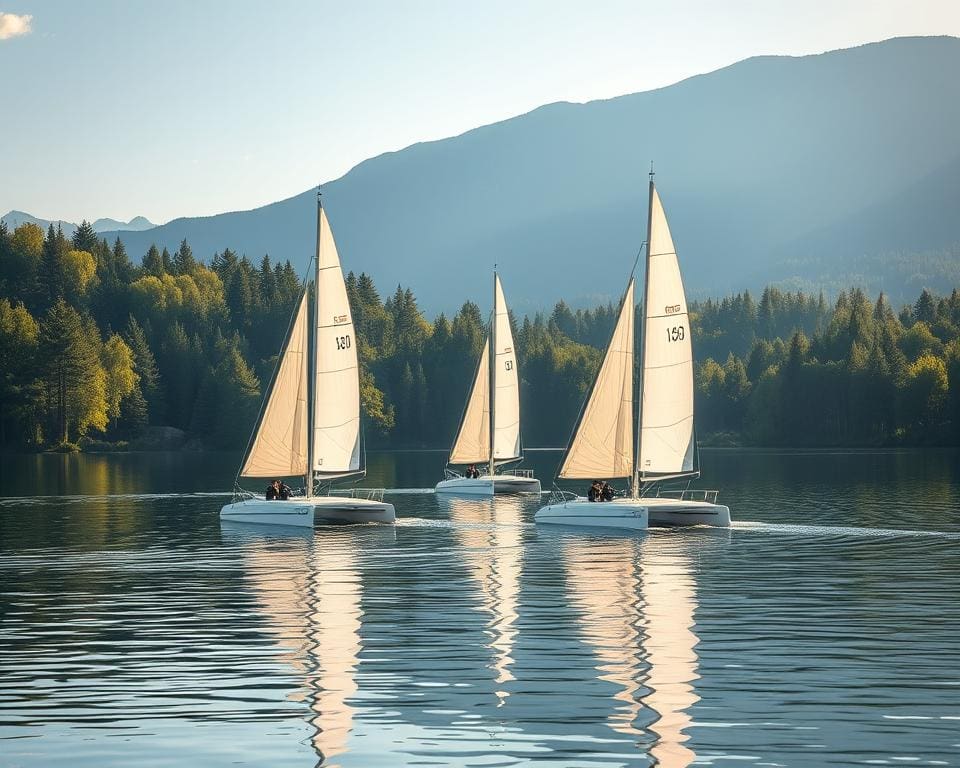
1,211,155,238
30,37,960,313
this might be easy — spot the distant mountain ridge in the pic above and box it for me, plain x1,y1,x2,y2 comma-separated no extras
33,37,960,312
2,211,155,237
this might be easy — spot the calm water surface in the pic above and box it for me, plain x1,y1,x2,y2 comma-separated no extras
1,449,959,767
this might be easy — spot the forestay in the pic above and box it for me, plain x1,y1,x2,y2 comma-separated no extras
240,292,309,477
492,275,521,461
638,186,694,476
313,207,361,476
559,280,635,480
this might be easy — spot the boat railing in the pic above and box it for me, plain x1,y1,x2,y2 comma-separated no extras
498,467,535,478
655,488,719,504
232,486,256,503
444,468,463,480
327,487,386,502
548,487,579,505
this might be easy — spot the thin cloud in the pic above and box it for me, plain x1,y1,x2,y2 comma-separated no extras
0,12,32,40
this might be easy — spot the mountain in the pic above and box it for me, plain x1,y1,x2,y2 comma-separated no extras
88,36,960,313
2,210,79,239
2,211,155,237
91,216,155,232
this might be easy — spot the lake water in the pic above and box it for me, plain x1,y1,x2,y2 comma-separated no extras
1,448,959,767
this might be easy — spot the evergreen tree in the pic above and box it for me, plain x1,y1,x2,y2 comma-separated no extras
142,244,164,277
37,300,108,444
71,220,99,253
173,239,197,275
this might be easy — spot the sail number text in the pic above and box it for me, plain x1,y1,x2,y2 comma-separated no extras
335,334,352,350
666,325,685,342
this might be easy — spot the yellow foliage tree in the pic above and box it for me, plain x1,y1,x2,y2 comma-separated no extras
11,222,44,259
101,334,139,420
62,250,97,295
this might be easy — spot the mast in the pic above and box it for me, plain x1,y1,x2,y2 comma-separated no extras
306,186,321,497
633,166,655,499
488,269,497,483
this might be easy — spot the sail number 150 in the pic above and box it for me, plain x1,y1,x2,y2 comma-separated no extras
335,334,351,350
666,325,685,342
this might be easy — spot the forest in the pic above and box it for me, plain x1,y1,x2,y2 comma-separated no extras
1,219,958,453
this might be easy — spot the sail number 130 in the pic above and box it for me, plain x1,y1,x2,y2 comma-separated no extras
335,334,351,350
666,325,685,342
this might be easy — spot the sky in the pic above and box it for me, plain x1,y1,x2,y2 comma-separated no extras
1,0,958,225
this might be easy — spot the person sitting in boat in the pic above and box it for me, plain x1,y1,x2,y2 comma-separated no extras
601,481,615,502
278,482,292,501
265,480,280,500
467,464,479,479
587,480,601,502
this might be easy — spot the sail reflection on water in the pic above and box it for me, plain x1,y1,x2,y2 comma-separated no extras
235,529,364,766
439,495,524,704
561,535,701,765
640,538,700,767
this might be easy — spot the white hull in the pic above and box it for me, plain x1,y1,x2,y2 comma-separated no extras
534,498,649,530
645,497,731,527
435,474,542,496
219,496,395,527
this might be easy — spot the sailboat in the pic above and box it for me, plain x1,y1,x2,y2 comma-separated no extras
219,196,396,526
535,174,731,529
435,272,540,496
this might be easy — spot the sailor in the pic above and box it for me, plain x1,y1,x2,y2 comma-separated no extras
265,480,279,500
587,480,601,502
278,482,292,501
601,481,615,502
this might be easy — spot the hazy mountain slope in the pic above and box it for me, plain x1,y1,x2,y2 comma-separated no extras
97,36,960,313
91,216,155,232
2,211,78,238
2,211,155,236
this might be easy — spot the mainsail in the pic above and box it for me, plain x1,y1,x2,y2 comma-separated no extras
638,185,695,477
312,206,361,477
559,280,635,480
448,274,522,465
240,291,309,477
492,275,521,461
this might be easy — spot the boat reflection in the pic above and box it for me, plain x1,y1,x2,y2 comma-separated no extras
561,532,704,766
225,525,377,767
437,494,524,705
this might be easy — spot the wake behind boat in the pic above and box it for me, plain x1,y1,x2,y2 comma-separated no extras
536,173,730,530
220,195,395,527
435,272,540,496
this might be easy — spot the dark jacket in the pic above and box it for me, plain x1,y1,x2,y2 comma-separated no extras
265,485,278,500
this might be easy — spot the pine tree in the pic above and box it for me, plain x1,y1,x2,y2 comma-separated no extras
37,224,67,310
173,239,197,275
142,245,164,277
37,300,108,443
71,220,98,253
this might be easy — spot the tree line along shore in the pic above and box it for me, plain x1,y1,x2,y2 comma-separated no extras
1,219,958,453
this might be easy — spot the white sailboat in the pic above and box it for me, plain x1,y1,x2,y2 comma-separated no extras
535,174,730,529
220,197,395,526
435,272,540,496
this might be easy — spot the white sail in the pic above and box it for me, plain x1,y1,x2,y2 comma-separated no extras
313,207,361,476
559,280,635,480
449,342,490,465
639,186,694,477
493,275,521,461
240,292,309,477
